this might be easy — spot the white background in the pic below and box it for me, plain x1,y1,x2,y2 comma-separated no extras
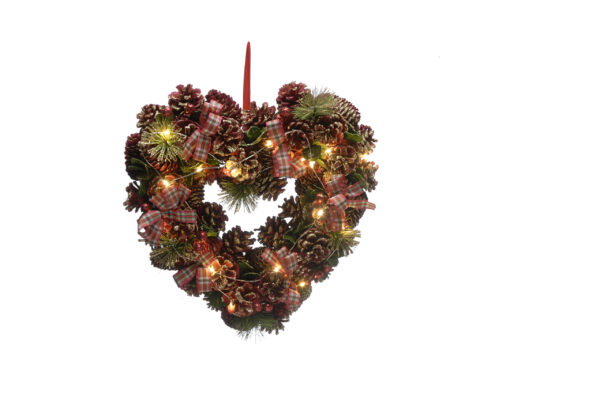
1,1,599,401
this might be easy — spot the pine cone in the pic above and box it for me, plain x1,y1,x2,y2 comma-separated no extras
222,226,255,256
141,149,179,174
276,81,309,110
285,120,313,150
168,84,204,117
351,124,377,154
211,258,238,293
196,202,228,232
328,144,358,175
297,228,331,263
256,217,289,249
345,193,368,228
174,119,200,138
212,117,243,157
357,159,378,192
245,247,270,272
124,133,142,179
291,264,315,283
255,174,287,201
228,149,260,181
227,283,261,317
205,89,242,119
136,104,166,130
187,183,205,209
294,174,322,195
279,196,303,227
241,101,276,130
258,270,286,303
313,113,347,144
123,183,145,212
334,96,361,128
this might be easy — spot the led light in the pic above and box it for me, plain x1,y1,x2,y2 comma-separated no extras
225,160,235,169
360,153,369,161
312,208,325,219
265,139,274,147
160,129,171,138
309,160,315,168
325,147,333,154
195,165,203,173
230,168,242,178
208,265,215,274
300,157,306,162
273,264,282,273
161,179,170,187
298,281,307,288
227,301,236,313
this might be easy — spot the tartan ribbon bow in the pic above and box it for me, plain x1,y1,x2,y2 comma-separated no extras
266,119,307,178
261,246,298,276
282,279,301,312
172,250,217,293
181,100,223,162
325,174,376,231
137,185,197,246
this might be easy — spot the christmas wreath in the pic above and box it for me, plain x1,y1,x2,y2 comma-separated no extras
124,68,377,335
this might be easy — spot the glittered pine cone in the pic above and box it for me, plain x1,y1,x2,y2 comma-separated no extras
252,152,287,201
356,159,378,192
334,95,361,128
256,216,289,249
241,101,276,130
245,247,270,272
187,183,205,209
212,117,243,157
211,258,238,293
344,192,369,228
227,282,261,317
205,89,242,119
278,196,303,227
258,270,286,303
123,183,145,212
291,264,315,284
294,174,322,195
313,113,347,144
285,120,313,150
328,144,359,175
141,149,179,174
350,124,377,154
124,133,142,179
136,104,166,130
168,84,203,117
297,228,331,264
221,226,255,256
276,81,309,110
196,201,228,232
228,149,260,181
174,119,200,138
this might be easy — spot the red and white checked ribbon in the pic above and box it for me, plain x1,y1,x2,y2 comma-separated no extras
282,279,301,312
172,250,218,293
266,119,307,178
181,100,223,162
261,246,298,276
324,174,376,232
138,185,197,246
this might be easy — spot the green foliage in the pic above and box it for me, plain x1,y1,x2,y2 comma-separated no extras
302,144,324,160
127,157,154,181
231,312,283,338
293,89,337,121
204,291,226,311
219,180,259,213
243,126,267,145
150,237,194,270
344,131,363,143
140,116,185,162
329,229,361,257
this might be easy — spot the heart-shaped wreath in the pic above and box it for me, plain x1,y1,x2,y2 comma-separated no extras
123,48,377,335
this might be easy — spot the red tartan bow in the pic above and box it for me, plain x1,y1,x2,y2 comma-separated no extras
282,279,301,312
324,174,376,231
172,250,218,293
266,119,307,178
181,100,223,162
137,185,197,246
261,246,298,276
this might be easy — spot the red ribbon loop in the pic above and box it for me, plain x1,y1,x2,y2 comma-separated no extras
172,250,218,292
266,119,306,178
137,185,197,246
324,174,375,231
181,100,224,162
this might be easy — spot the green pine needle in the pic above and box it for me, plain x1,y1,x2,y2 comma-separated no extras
293,88,337,121
140,117,185,162
329,229,361,257
149,237,193,269
219,180,258,213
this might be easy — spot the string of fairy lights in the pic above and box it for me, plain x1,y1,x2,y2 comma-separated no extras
142,126,372,314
